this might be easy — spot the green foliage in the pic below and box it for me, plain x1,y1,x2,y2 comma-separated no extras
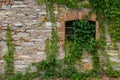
64,20,97,66
7,71,39,80
72,20,96,52
3,0,120,79
31,19,100,80
89,0,120,41
4,27,15,78
106,68,119,77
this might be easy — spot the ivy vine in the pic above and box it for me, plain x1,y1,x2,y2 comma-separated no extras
2,0,120,80
4,27,15,79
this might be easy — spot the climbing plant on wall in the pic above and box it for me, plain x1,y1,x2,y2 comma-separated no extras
4,0,120,80
4,27,15,79
90,0,120,41
36,0,120,78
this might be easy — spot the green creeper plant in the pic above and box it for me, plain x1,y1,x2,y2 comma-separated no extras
5,0,120,79
4,27,15,78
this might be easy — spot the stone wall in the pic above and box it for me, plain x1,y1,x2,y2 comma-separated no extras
0,0,49,72
0,0,101,73
0,0,119,73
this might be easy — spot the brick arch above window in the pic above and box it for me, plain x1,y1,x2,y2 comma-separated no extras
57,11,99,46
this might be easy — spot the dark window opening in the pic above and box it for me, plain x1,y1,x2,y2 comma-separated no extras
65,20,96,41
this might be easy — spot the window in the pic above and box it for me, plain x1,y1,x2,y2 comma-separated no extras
65,20,96,41
65,20,75,41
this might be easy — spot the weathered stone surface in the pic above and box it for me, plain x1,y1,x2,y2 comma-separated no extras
22,42,35,46
14,65,29,72
45,22,52,29
82,63,92,72
13,22,22,27
0,0,119,74
2,4,11,10
39,12,46,16
11,5,28,8
0,35,3,40
16,55,31,60
0,0,50,73
32,78,40,80
0,64,4,73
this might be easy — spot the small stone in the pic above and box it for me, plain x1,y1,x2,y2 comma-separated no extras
32,78,40,80
0,16,4,20
0,25,2,31
0,64,4,71
15,65,29,72
28,15,37,20
54,11,58,15
13,1,24,5
36,52,46,55
30,39,43,42
17,55,31,60
0,35,2,40
2,21,11,29
30,66,37,72
16,33,29,38
15,46,23,52
24,20,39,26
82,58,90,63
13,22,22,27
45,22,52,29
12,5,28,8
82,63,92,71
14,60,26,65
2,5,11,10
5,11,14,15
2,47,7,54
22,42,35,46
101,75,109,80
39,12,46,16
0,56,3,60
0,60,5,64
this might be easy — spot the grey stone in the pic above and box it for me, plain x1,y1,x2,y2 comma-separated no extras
0,60,5,64
12,5,28,8
82,58,91,63
24,20,40,26
39,12,46,16
11,26,21,30
110,57,120,63
16,33,29,37
54,11,58,15
0,0,51,73
30,39,43,42
28,15,38,20
15,46,23,52
14,1,24,5
36,52,46,55
2,5,11,10
15,65,29,72
13,22,23,27
22,42,35,46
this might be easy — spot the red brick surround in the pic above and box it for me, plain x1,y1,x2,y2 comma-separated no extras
57,11,99,46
